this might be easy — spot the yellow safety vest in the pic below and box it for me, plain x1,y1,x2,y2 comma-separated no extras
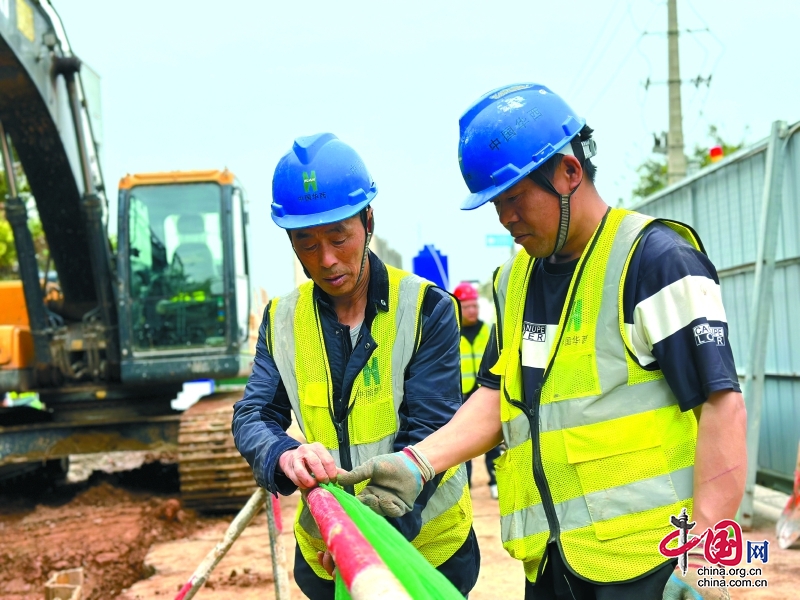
269,264,473,580
491,208,702,583
460,322,490,394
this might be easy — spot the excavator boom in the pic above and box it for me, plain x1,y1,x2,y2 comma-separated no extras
0,2,259,510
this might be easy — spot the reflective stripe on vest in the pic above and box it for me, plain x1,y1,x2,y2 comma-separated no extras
491,209,700,584
270,265,473,579
460,321,490,394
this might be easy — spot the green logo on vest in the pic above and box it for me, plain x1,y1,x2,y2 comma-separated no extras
567,299,583,332
363,357,380,387
303,171,317,193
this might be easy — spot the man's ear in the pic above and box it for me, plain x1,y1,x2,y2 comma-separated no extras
560,155,583,187
365,206,374,235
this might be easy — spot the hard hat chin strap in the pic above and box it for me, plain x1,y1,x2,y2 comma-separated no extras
539,134,596,256
529,169,583,257
553,191,572,255
356,208,373,286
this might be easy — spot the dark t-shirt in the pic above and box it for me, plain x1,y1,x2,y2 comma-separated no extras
477,222,740,411
461,321,485,344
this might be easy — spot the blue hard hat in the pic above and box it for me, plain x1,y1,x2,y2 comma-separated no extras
458,83,587,210
271,133,378,229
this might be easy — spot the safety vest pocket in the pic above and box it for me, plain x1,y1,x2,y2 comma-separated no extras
562,411,661,464
348,395,396,445
495,450,532,560
494,450,516,520
300,383,338,448
563,411,678,541
550,351,601,401
495,440,548,558
302,383,329,407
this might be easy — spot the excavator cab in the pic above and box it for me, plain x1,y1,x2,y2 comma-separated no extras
117,171,251,384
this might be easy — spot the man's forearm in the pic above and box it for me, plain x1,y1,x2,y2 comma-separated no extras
233,400,301,493
415,386,504,473
692,389,747,531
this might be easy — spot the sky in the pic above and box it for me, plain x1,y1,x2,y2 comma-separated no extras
53,0,800,300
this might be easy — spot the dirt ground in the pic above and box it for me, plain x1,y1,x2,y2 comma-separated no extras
1,455,798,599
0,460,201,599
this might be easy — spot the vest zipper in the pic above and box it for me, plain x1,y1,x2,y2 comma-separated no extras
529,387,559,544
508,388,561,547
336,327,373,497
334,419,355,495
336,325,356,495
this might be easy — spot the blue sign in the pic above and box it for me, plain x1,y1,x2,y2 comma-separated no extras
486,234,514,247
412,245,449,289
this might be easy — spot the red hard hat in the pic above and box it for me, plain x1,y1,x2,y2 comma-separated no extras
453,282,479,301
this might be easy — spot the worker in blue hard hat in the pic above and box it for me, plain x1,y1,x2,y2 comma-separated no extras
232,133,479,599
340,85,745,600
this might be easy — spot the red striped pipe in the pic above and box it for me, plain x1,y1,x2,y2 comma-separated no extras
306,487,411,600
174,581,192,600
272,491,284,533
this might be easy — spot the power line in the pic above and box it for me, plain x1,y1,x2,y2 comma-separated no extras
567,0,625,96
683,0,726,133
635,9,656,134
586,1,662,116
584,35,642,116
571,2,631,99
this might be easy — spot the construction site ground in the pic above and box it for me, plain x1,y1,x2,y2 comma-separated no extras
0,452,797,600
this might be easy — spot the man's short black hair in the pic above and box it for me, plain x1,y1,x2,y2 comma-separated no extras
532,124,597,185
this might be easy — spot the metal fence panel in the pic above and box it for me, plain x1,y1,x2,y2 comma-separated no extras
633,124,800,483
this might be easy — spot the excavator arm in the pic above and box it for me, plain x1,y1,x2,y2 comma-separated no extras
0,2,258,510
0,0,118,384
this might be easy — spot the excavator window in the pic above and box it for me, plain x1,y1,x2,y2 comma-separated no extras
127,183,226,351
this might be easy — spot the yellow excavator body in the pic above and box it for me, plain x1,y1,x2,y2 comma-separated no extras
0,282,34,389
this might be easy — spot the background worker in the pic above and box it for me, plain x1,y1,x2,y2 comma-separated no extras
453,281,501,499
232,133,479,599
338,84,746,600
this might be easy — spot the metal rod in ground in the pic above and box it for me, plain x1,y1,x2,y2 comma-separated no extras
266,491,291,599
174,487,267,600
305,487,411,600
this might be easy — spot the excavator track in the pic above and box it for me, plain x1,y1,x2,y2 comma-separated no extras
178,391,258,512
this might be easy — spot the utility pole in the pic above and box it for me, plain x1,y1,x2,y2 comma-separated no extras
667,0,687,184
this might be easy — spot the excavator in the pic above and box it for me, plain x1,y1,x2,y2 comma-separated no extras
0,0,258,510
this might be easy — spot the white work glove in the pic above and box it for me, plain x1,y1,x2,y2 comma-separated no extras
336,446,435,517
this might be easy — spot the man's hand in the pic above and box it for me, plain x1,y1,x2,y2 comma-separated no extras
317,550,335,577
278,442,339,489
337,449,432,517
663,562,730,599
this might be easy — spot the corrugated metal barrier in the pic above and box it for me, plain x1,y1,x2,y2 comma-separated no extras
632,121,800,496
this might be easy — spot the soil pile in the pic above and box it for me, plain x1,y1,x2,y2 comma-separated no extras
0,464,201,600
